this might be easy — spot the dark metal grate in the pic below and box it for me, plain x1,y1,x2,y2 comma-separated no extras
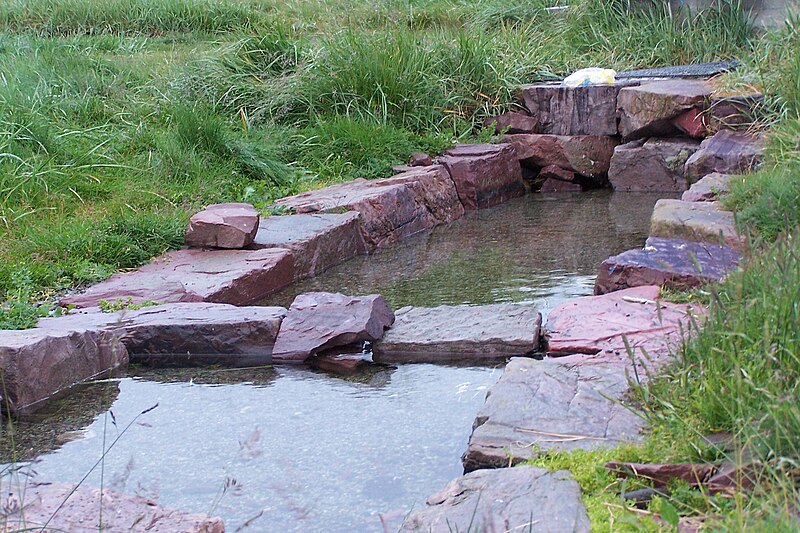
616,60,741,79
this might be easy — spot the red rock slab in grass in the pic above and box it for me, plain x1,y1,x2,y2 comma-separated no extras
544,285,701,359
681,172,735,202
272,292,394,363
594,237,741,295
605,462,717,487
671,106,709,138
484,110,540,134
684,129,766,180
504,133,619,180
38,303,287,366
649,199,744,250
608,137,702,192
0,327,128,415
408,151,433,166
1,481,224,533
400,466,590,533
520,82,633,136
249,212,366,280
439,143,525,210
61,247,294,308
185,202,260,249
617,79,715,140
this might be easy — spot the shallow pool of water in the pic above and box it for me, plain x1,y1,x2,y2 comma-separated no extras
2,191,669,532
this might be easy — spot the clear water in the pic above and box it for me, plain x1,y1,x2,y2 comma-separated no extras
1,192,668,532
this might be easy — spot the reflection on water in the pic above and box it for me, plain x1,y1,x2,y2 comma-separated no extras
2,192,670,532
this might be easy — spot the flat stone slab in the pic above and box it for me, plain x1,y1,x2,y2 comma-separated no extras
682,172,734,202
595,237,741,295
0,327,128,415
38,303,287,366
462,356,647,471
545,285,699,357
504,133,618,180
274,165,463,249
272,292,394,363
400,466,590,533
372,304,541,363
249,212,365,280
1,481,224,532
520,82,635,136
61,247,294,308
185,202,259,249
685,129,765,180
650,199,743,249
617,79,714,139
608,137,701,192
485,110,539,134
440,143,525,210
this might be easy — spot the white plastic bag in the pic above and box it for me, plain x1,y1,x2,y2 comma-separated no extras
563,67,617,87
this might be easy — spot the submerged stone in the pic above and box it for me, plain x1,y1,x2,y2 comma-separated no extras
185,202,260,249
400,466,590,533
440,143,526,210
61,247,294,308
272,292,394,363
595,237,741,294
372,304,541,363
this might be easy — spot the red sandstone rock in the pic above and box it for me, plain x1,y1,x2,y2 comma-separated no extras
249,212,365,280
594,237,741,295
61,248,294,308
185,202,259,249
0,327,128,415
520,82,631,136
671,106,708,137
650,199,744,250
308,353,371,375
685,129,766,180
375,165,465,225
504,133,618,180
408,152,433,166
485,111,539,134
440,143,525,210
545,285,700,357
608,138,701,192
617,80,714,139
708,94,764,130
681,172,735,202
605,462,717,486
1,481,224,532
272,292,395,363
540,178,582,193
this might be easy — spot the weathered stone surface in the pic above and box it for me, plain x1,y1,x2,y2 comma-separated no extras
408,152,433,166
485,111,539,134
39,303,287,366
61,248,294,308
650,199,743,249
0,327,128,414
400,466,590,533
608,138,701,192
249,212,365,280
372,304,541,363
504,133,619,179
685,129,766,180
708,93,764,130
606,462,716,487
274,165,463,249
539,165,581,192
520,82,632,136
681,172,735,202
1,481,224,532
595,237,741,294
671,106,708,137
185,202,259,249
462,356,646,471
308,353,371,375
617,80,714,139
545,285,699,357
440,143,525,210
272,292,394,363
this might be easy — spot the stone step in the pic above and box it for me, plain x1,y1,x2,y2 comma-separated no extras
595,237,741,294
685,129,765,180
650,199,744,249
608,137,701,192
372,304,541,363
249,212,365,280
617,79,715,139
681,172,735,202
440,143,526,209
400,466,590,533
38,303,287,366
61,247,294,308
